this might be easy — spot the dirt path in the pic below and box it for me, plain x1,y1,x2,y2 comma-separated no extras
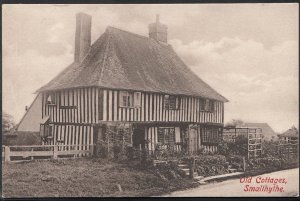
164,168,299,197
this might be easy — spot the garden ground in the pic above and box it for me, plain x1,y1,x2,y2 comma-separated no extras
2,158,197,197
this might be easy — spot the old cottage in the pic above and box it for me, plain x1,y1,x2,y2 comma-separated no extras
36,13,228,155
278,126,299,144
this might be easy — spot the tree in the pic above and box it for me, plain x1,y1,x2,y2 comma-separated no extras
2,112,15,134
225,119,244,128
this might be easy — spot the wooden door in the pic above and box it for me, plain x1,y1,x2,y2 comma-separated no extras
188,126,197,154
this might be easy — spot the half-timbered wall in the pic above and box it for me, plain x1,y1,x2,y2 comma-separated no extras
42,87,99,124
100,89,224,124
41,87,224,151
42,88,224,125
42,124,94,153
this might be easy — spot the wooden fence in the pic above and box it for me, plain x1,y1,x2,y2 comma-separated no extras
277,143,299,159
2,144,94,162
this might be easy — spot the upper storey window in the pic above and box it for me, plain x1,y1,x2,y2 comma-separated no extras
200,98,215,112
164,95,181,110
119,91,141,107
46,93,56,105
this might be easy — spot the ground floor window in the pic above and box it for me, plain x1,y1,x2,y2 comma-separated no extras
158,127,175,145
201,127,222,145
40,124,53,138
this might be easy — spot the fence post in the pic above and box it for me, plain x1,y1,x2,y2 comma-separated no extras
139,144,142,163
242,156,246,172
4,146,10,162
189,157,195,179
53,145,58,159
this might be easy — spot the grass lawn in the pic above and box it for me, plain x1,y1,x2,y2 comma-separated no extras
2,158,196,197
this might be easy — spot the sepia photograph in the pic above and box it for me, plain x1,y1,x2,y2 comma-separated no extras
2,3,299,197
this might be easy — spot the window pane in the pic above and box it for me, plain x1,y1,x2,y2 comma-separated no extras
134,92,141,107
158,127,175,145
122,96,127,107
164,95,169,109
210,101,214,112
169,96,176,110
176,97,181,109
199,99,205,110
127,96,131,107
205,99,210,111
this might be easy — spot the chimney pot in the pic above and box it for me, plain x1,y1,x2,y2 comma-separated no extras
74,13,92,63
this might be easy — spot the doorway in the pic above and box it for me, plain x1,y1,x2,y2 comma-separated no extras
132,128,145,149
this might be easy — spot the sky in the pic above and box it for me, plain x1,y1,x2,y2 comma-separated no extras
2,4,299,133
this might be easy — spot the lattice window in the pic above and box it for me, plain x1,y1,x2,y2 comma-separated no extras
200,99,214,112
119,91,133,107
164,95,181,110
201,127,219,145
158,127,175,145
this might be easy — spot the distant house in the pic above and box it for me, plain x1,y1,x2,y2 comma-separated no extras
278,126,299,144
242,123,276,140
22,13,228,155
16,94,43,132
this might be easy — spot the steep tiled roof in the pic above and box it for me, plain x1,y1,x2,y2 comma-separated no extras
37,27,228,102
243,123,276,138
279,126,299,138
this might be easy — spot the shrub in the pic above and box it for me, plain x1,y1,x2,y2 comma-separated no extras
193,155,229,177
247,139,299,172
217,136,248,156
4,131,41,145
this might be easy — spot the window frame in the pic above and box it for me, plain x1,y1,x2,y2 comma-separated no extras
119,91,134,108
46,93,56,105
164,95,181,110
158,127,176,145
201,127,220,145
199,98,215,112
133,92,141,107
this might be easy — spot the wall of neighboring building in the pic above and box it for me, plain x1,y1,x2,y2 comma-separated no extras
17,93,42,132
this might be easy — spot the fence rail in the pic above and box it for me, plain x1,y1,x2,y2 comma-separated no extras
276,143,298,159
2,144,94,162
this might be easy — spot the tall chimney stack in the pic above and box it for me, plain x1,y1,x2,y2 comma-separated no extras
148,14,168,43
74,13,92,63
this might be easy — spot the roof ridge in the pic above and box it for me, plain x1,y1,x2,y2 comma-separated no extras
106,26,149,40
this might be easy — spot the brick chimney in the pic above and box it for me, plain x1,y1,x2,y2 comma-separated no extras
148,14,168,43
74,13,92,63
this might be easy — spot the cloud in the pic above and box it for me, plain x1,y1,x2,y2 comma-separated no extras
2,4,298,133
3,48,73,123
170,38,298,132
